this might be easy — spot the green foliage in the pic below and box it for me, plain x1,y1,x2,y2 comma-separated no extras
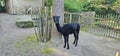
111,0,120,13
64,0,120,14
0,0,5,12
0,0,4,1
83,0,119,14
64,0,89,12
45,0,52,7
44,0,120,14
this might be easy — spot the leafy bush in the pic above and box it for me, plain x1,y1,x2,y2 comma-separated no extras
83,0,119,14
64,0,89,12
45,0,52,7
64,0,119,14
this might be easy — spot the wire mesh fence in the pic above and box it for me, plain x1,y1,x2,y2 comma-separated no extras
64,12,120,38
92,14,120,38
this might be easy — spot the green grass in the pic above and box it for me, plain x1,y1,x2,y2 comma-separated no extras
16,35,39,47
15,35,54,55
41,46,54,54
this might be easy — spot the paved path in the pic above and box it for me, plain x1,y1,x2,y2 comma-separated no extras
55,32,120,56
0,14,120,56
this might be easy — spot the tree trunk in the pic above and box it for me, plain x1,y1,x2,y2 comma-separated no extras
51,0,64,45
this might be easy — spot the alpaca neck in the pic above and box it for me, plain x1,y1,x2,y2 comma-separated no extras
55,23,62,33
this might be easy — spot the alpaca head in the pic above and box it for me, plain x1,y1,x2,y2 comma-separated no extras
53,16,62,33
53,16,60,24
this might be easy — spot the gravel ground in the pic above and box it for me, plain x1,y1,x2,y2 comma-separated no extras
0,14,35,56
0,14,34,41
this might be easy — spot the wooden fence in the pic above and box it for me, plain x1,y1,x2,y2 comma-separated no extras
64,12,120,38
64,12,81,24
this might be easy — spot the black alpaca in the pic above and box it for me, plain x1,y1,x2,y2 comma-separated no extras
53,16,80,49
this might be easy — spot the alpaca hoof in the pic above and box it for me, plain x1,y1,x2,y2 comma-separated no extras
63,46,66,48
75,45,77,46
73,42,75,44
67,47,69,49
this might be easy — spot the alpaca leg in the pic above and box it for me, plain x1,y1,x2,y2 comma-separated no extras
75,33,79,46
73,40,75,44
75,25,80,46
63,36,66,48
73,31,78,44
66,36,69,49
73,33,76,44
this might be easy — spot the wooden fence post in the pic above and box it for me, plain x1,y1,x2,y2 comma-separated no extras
69,13,72,23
